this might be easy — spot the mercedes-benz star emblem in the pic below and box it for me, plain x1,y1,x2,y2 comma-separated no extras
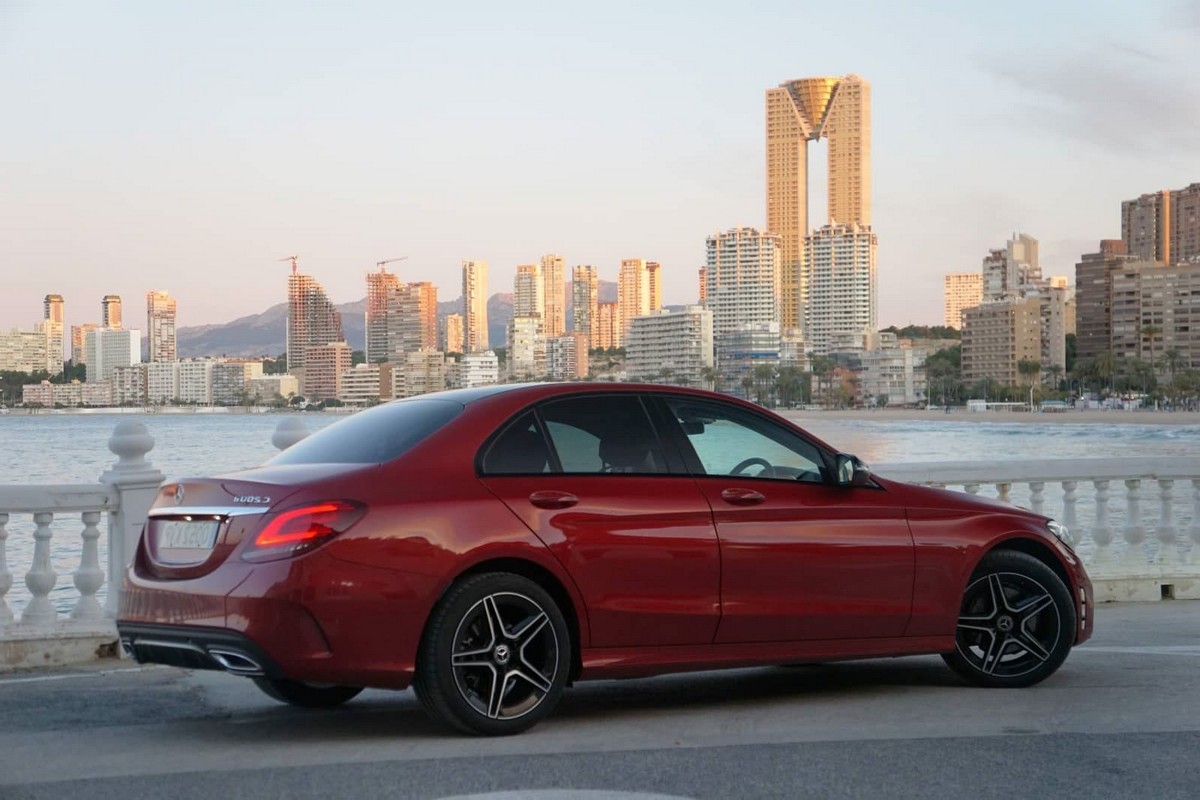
173,485,185,505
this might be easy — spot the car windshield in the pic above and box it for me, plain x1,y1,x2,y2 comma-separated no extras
268,400,463,465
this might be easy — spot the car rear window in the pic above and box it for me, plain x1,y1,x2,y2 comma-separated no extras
268,399,463,465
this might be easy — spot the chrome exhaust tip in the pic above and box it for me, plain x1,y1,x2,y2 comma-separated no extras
207,648,265,676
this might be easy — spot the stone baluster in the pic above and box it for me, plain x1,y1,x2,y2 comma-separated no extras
272,418,309,451
964,483,981,497
1122,479,1146,567
1061,481,1079,548
1029,482,1045,517
997,483,1012,504
0,513,12,625
21,512,57,626
1091,480,1113,565
1154,480,1179,565
1190,479,1200,565
71,511,105,622
100,421,164,618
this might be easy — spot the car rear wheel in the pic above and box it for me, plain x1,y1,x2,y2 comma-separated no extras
942,550,1076,688
251,677,363,708
413,572,571,735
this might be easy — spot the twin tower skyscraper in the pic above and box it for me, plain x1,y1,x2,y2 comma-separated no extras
765,75,873,347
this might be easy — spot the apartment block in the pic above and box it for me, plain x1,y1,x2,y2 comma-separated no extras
943,273,983,329
399,349,447,398
366,267,402,364
101,295,122,329
541,254,566,338
595,301,620,350
507,316,546,380
0,327,49,373
961,299,1043,386
386,281,438,362
571,265,599,347
547,333,589,381
705,227,782,337
443,313,464,355
859,345,928,406
146,290,177,363
805,224,877,356
1110,262,1200,368
145,361,179,403
71,323,98,366
462,260,489,352
338,363,383,405
177,360,214,405
514,264,544,319
449,351,500,389
716,322,782,398
246,374,299,403
42,294,64,373
302,342,353,400
618,258,651,339
626,306,714,386
84,328,141,383
287,270,344,372
1074,240,1138,361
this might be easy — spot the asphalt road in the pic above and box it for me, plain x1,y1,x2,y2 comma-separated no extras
3,601,1200,800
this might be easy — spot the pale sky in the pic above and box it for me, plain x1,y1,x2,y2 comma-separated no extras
2,0,1198,332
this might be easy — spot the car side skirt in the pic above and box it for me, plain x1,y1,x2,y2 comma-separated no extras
579,635,956,680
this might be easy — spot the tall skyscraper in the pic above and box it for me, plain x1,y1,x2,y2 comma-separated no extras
982,233,1042,301
42,294,64,374
646,261,662,313
513,263,544,319
366,267,402,364
71,323,98,366
704,227,781,337
462,260,489,352
943,273,983,329
766,74,871,332
571,265,599,347
618,258,651,339
101,295,122,330
805,224,877,355
1172,183,1200,263
540,253,566,338
287,266,344,373
146,290,177,363
1121,184,1200,265
84,328,141,383
386,281,438,361
1074,240,1137,362
596,301,620,350
444,313,464,354
698,267,708,305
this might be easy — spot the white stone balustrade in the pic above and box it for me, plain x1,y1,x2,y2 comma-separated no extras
874,457,1200,601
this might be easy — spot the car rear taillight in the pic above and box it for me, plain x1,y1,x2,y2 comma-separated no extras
242,500,366,562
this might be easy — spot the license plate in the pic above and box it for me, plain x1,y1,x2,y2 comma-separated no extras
157,519,220,550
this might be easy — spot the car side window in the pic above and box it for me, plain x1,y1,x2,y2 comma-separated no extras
539,395,668,475
663,398,827,483
480,412,553,474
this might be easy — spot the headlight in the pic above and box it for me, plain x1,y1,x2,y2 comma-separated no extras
1046,519,1073,549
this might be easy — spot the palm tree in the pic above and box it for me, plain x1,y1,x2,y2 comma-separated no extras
1139,324,1162,373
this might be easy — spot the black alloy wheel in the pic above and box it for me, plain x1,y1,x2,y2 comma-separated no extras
413,572,571,735
943,550,1076,688
251,677,363,708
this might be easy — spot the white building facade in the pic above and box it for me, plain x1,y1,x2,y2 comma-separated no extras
704,227,781,337
805,224,877,355
626,306,714,386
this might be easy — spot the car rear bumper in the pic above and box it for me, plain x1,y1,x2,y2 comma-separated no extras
118,622,283,677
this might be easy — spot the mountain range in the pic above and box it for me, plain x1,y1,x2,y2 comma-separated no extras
177,282,618,358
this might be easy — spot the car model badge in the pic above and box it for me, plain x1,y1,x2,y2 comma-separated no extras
174,485,185,505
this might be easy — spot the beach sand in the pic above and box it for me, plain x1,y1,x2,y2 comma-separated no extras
778,408,1200,425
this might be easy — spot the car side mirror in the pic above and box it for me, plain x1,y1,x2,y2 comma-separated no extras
835,453,872,488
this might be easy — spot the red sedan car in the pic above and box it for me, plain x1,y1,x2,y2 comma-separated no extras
118,384,1093,735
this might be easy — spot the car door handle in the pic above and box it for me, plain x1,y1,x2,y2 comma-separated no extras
721,488,765,505
529,491,579,510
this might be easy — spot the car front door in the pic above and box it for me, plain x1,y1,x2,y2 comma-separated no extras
653,395,914,644
478,393,721,648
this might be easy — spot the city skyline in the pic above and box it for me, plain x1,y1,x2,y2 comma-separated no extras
2,1,1198,331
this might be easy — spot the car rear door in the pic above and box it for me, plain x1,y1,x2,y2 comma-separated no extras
653,395,914,644
478,393,721,648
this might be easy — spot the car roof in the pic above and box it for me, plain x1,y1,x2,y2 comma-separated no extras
416,382,730,406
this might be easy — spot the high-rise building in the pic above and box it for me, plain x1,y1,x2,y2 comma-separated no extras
71,323,98,366
101,295,122,330
982,233,1043,301
42,294,64,374
366,267,402,364
1170,183,1200,263
1122,190,1171,263
1109,262,1200,369
146,290,177,363
541,254,566,338
302,341,353,400
961,300,1043,386
571,265,599,347
444,313,464,354
943,273,983,329
698,267,708,305
386,282,438,362
595,301,620,350
766,74,871,331
287,267,344,373
84,328,141,383
514,263,544,319
618,258,651,340
626,307,714,386
547,333,589,381
646,261,662,314
805,224,877,356
1074,240,1136,362
507,316,546,379
0,328,50,373
462,260,489,352
705,227,782,337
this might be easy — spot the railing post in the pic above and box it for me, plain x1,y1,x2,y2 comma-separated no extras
99,421,164,618
996,482,1012,504
1154,479,1178,565
1092,480,1113,564
21,512,57,627
1061,481,1078,548
1190,479,1200,565
71,511,105,622
0,512,11,625
1029,482,1045,516
1122,479,1145,567
272,418,309,451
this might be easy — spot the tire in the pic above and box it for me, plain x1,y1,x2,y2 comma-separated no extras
252,677,363,709
942,550,1076,688
413,572,571,735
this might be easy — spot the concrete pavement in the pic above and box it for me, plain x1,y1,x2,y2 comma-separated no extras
3,601,1200,799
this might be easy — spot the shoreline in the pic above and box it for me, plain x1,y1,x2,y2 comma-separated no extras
780,408,1200,425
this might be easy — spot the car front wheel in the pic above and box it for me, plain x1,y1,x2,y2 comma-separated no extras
942,550,1076,688
413,572,571,735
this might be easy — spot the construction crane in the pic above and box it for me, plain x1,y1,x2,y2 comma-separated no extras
280,255,299,274
376,256,408,272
